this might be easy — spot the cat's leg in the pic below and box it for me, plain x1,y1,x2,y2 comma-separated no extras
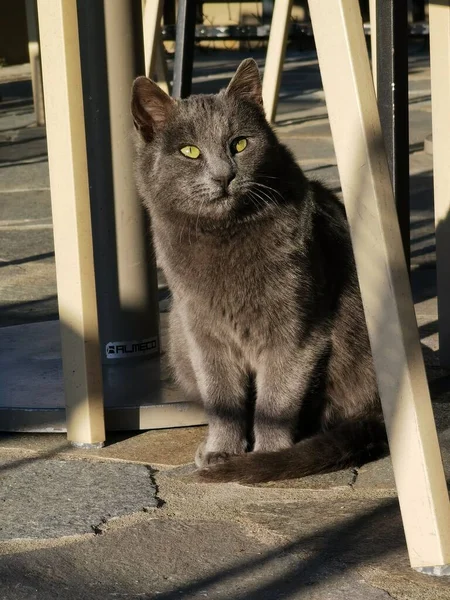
169,308,248,466
168,308,200,401
191,337,249,467
254,344,322,452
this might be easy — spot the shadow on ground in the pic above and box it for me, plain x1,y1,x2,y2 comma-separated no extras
0,496,416,600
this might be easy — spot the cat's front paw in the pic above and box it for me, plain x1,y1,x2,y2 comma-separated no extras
195,440,246,468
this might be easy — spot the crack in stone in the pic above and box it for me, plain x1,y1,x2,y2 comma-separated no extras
147,466,166,509
348,468,359,488
91,517,109,535
355,568,396,599
91,466,163,535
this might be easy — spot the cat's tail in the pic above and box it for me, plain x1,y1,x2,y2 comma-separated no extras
197,418,387,484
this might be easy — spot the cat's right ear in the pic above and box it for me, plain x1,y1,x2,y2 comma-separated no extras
226,58,263,106
131,77,174,142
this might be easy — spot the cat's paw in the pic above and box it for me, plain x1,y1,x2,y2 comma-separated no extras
195,440,244,468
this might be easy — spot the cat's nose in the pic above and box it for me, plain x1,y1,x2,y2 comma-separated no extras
214,172,236,192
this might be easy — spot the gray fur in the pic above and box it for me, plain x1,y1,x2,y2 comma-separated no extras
131,59,386,483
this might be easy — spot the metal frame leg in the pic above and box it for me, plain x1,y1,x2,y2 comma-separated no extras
154,33,171,95
429,0,450,368
143,0,171,96
262,0,275,25
376,0,410,270
25,0,45,126
308,0,450,571
142,0,165,81
262,0,293,123
37,0,105,447
172,0,197,99
369,0,377,93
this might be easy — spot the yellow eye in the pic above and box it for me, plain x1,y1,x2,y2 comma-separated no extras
180,145,201,159
232,137,248,154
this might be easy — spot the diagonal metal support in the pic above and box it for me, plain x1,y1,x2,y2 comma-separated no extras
262,0,293,122
429,0,450,368
142,0,170,94
308,0,450,570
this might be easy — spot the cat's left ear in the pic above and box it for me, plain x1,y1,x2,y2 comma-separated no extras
131,76,175,142
226,58,263,106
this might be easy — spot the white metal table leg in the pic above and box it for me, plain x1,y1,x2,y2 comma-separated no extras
154,31,171,95
369,0,377,93
37,0,105,447
308,0,450,571
262,0,293,123
25,0,45,126
142,0,167,87
429,0,450,369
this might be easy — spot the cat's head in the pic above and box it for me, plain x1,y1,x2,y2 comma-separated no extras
131,59,282,223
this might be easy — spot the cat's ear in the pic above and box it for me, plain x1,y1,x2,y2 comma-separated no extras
226,58,263,106
131,77,175,142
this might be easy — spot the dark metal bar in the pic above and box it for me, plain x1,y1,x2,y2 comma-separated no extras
262,0,274,25
376,0,410,270
410,0,425,22
172,0,197,98
163,0,176,25
162,21,429,42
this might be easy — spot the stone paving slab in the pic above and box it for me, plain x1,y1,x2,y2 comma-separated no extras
353,448,450,491
0,228,54,265
250,468,357,490
0,161,50,193
0,517,396,600
0,457,157,540
0,224,57,326
0,126,47,165
279,119,332,138
282,136,336,163
0,189,51,222
353,457,397,491
0,427,207,467
151,470,449,600
0,108,35,134
355,403,450,491
408,108,432,146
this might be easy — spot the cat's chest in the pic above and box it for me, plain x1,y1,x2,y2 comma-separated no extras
190,264,272,348
182,244,267,310
166,236,299,341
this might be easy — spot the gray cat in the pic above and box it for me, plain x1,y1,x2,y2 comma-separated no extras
131,59,387,483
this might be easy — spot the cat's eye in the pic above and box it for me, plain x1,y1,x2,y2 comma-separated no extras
231,137,248,154
180,145,201,159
